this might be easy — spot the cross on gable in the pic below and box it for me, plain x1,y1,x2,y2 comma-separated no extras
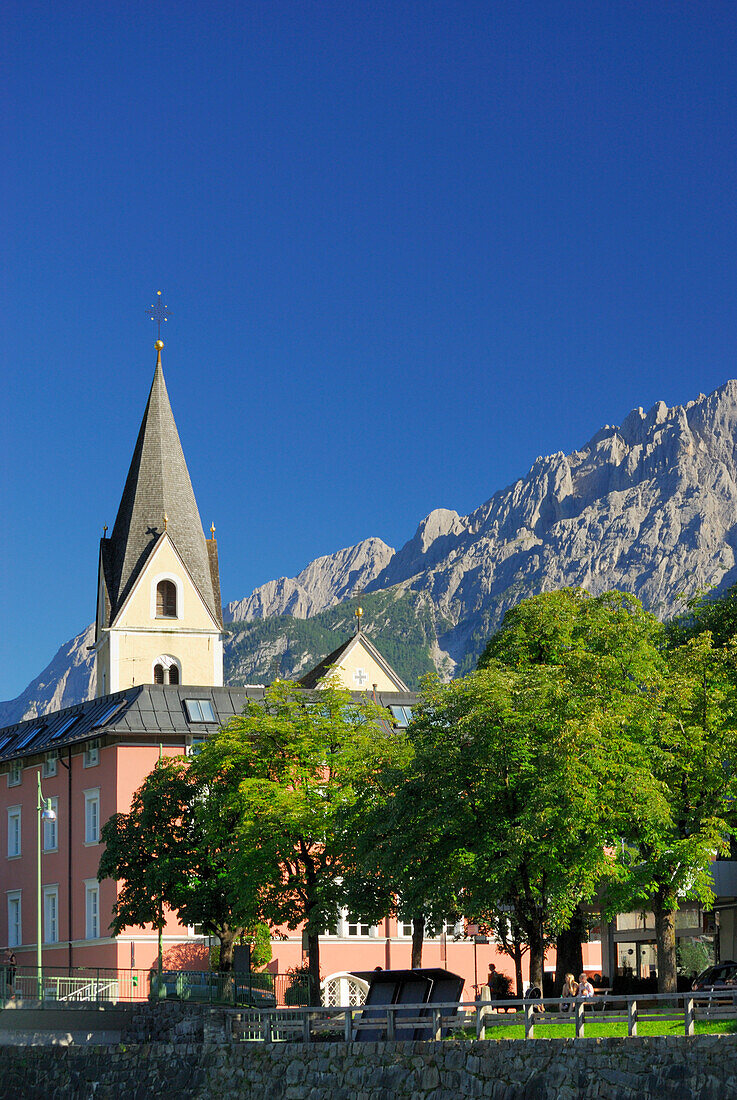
353,667,368,686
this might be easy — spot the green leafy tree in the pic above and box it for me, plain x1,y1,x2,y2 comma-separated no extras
337,715,462,970
609,633,737,991
194,680,408,1003
98,756,257,970
391,664,641,990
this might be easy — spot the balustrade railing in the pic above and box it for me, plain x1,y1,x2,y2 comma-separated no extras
0,966,311,1008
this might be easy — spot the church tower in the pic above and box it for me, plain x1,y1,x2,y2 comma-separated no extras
93,341,224,695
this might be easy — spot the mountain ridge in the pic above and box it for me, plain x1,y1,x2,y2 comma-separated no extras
4,380,737,722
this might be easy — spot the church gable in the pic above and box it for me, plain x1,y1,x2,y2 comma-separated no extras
300,632,409,693
111,533,221,633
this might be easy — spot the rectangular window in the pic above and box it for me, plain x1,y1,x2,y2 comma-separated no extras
389,705,413,728
43,886,59,944
7,762,21,787
42,751,58,778
346,917,372,937
92,701,124,729
7,892,21,948
83,740,99,768
85,882,100,939
51,715,79,741
43,797,58,852
434,917,462,938
7,808,21,858
184,699,216,723
13,725,45,752
84,790,100,844
400,921,414,938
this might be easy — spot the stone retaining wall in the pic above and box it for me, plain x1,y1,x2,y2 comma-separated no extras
0,1035,735,1100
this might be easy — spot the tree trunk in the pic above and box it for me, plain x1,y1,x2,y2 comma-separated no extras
653,900,678,993
527,922,544,991
513,944,524,998
219,927,237,972
307,928,321,1006
411,916,425,968
554,904,586,990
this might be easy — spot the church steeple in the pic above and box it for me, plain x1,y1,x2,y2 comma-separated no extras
100,344,222,629
94,341,224,695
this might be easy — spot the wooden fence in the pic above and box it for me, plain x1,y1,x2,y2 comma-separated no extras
232,990,737,1043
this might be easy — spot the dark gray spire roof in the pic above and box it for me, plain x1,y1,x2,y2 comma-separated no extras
99,349,222,628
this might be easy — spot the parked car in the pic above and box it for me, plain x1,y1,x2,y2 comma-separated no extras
692,961,737,991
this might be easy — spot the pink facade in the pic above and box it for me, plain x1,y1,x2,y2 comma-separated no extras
0,736,602,998
1,741,188,975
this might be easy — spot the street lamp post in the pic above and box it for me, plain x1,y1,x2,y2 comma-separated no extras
37,771,57,1000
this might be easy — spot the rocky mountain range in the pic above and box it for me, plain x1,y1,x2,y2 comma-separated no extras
5,380,737,723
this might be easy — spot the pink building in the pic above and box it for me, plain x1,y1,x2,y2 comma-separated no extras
0,342,601,1001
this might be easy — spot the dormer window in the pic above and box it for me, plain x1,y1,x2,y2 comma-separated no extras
156,579,177,618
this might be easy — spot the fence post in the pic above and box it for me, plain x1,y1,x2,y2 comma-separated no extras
524,1003,534,1039
303,1009,311,1043
685,996,695,1037
344,1007,353,1042
575,1000,585,1038
433,1007,442,1041
475,1003,486,1040
386,1005,396,1040
628,1000,637,1037
262,1011,273,1042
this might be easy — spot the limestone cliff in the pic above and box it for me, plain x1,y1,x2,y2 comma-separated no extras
5,380,737,718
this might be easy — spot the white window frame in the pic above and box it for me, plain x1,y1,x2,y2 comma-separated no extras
43,797,58,852
84,880,100,939
433,917,464,939
150,572,183,621
7,762,21,787
43,885,59,944
42,751,58,778
83,740,100,768
84,789,100,845
7,807,21,859
399,920,414,938
335,908,379,938
7,891,21,948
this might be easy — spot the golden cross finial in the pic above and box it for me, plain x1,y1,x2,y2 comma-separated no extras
163,512,168,532
210,522,216,539
103,524,108,538
148,291,169,342
355,605,364,632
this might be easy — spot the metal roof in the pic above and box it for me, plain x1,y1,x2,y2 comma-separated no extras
0,684,418,763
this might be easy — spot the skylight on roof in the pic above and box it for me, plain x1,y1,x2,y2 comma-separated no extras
184,699,216,723
51,715,80,741
93,700,125,728
14,725,46,752
389,705,413,728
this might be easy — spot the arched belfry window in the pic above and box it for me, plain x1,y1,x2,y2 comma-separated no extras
156,579,177,618
152,656,181,686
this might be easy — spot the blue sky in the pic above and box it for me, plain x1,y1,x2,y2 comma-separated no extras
2,1,737,699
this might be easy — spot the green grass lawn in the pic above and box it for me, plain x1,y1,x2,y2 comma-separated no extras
454,1018,737,1040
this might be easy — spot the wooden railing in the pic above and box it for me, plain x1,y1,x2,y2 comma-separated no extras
232,990,737,1043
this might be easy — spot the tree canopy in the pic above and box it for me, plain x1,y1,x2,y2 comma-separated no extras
194,679,409,1001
